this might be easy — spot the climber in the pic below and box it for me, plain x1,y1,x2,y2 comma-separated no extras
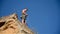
20,8,28,24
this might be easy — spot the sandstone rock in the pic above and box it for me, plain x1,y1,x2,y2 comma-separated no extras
0,13,34,34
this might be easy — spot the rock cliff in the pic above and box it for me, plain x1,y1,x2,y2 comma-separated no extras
0,13,34,34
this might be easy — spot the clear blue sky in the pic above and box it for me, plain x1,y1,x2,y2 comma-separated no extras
0,0,60,34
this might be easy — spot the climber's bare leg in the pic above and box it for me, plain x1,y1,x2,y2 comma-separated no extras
22,19,25,23
22,19,26,24
22,19,24,23
24,20,26,24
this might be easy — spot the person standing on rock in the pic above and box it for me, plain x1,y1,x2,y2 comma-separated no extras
20,8,28,24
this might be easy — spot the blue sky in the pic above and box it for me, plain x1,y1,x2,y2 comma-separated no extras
0,0,60,34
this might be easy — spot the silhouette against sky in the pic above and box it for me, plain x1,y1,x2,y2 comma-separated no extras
0,0,60,34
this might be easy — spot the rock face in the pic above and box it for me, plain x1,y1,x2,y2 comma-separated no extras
0,13,34,34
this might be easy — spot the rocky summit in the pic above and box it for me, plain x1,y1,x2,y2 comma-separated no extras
0,13,34,34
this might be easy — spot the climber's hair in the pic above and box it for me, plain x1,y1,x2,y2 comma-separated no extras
24,8,28,11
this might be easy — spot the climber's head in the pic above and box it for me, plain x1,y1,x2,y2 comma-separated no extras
22,8,28,12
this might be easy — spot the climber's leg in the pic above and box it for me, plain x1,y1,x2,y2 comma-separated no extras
22,19,25,24
22,19,24,23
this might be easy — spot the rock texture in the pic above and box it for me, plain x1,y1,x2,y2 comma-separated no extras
0,13,34,34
